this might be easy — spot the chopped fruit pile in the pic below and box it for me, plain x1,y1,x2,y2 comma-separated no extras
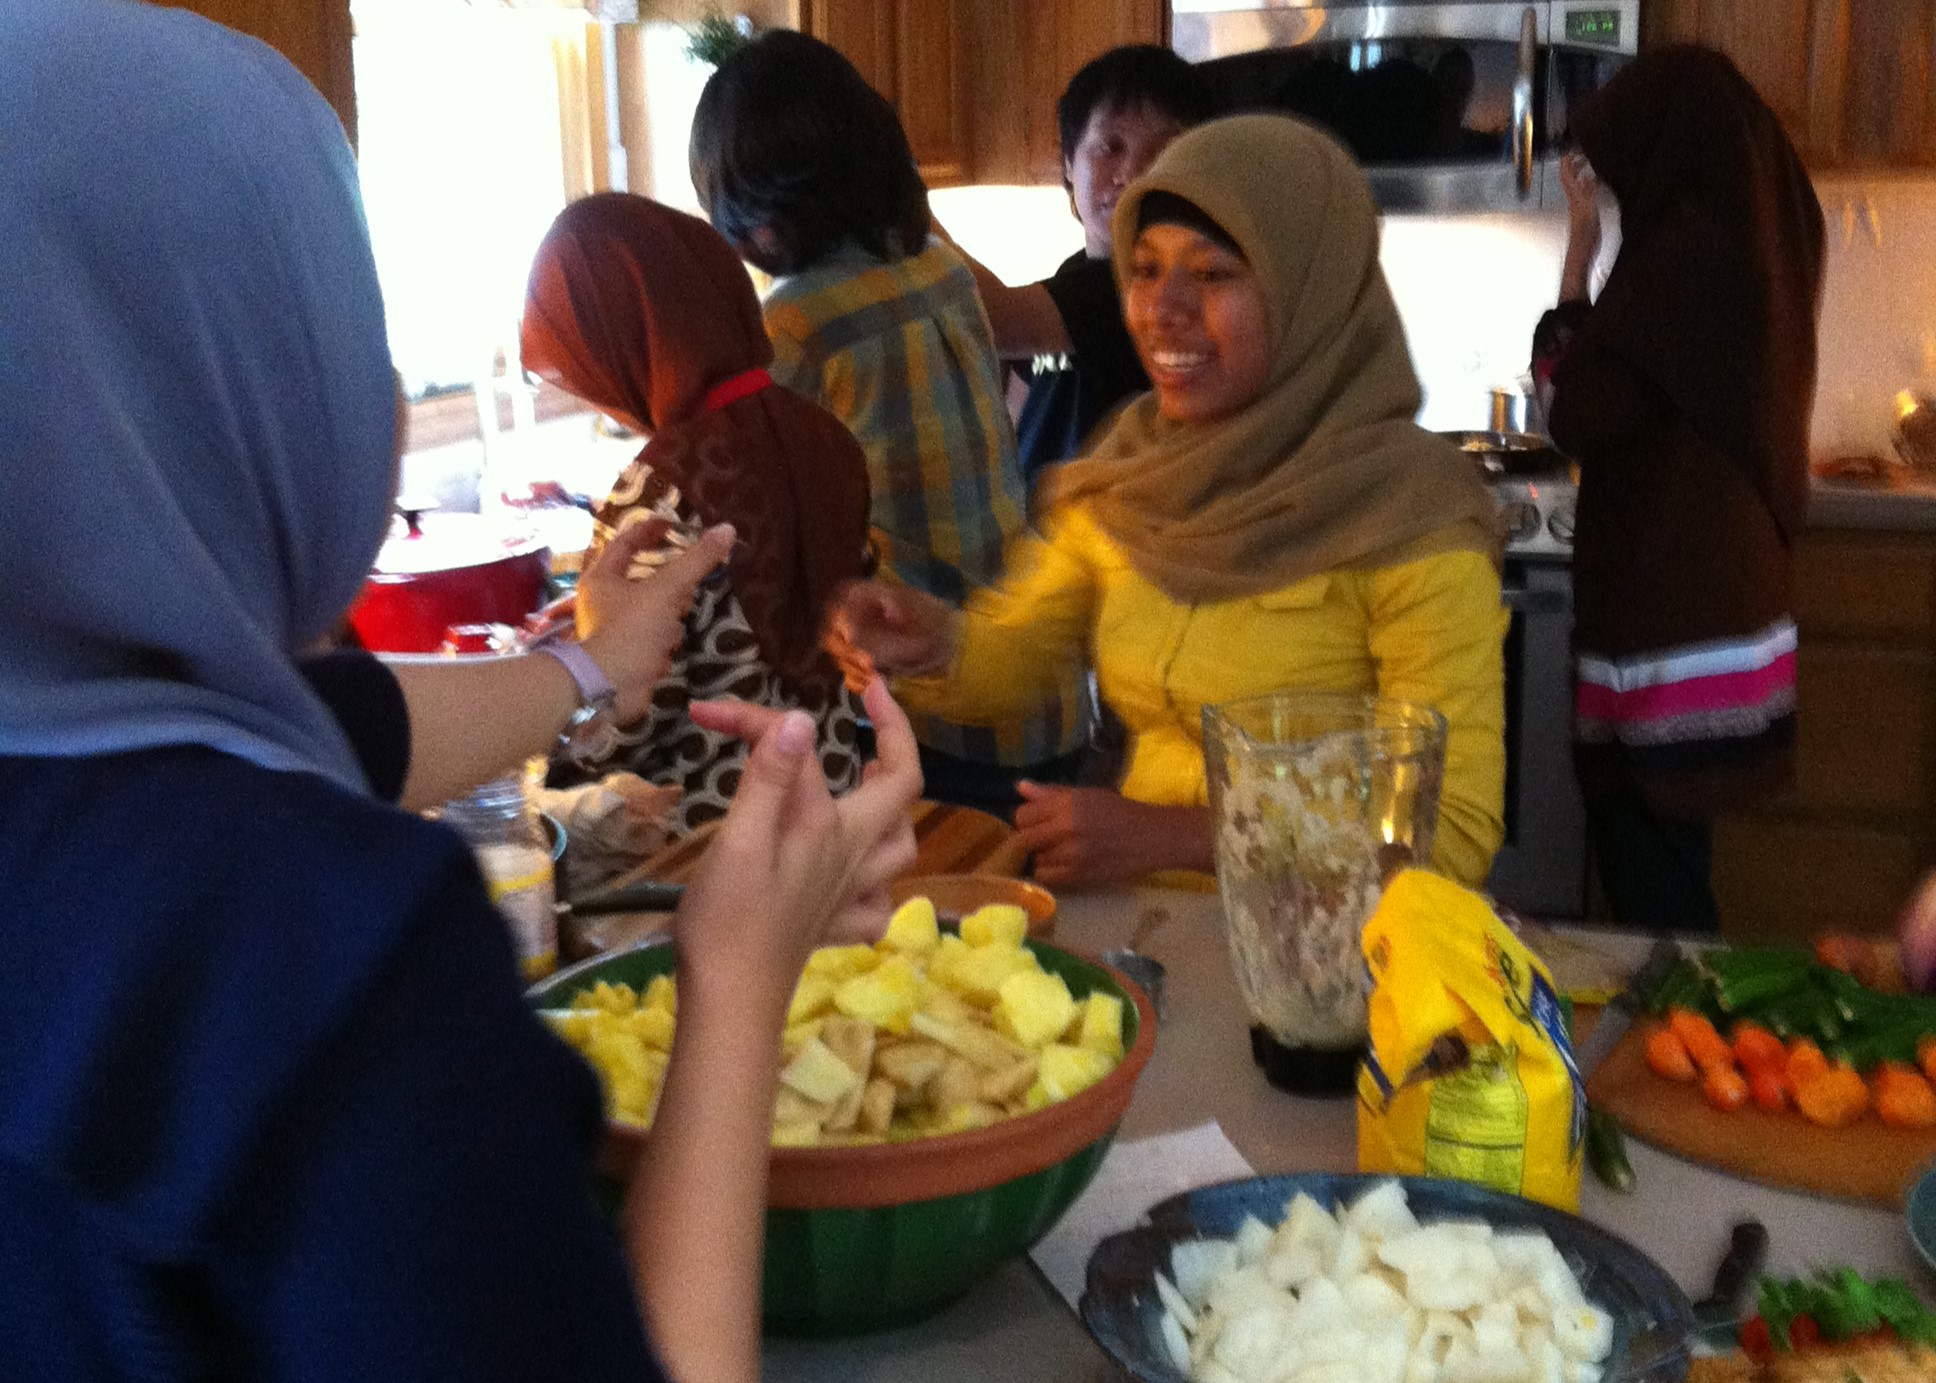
541,896,1127,1147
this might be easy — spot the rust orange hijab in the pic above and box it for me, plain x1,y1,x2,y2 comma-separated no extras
521,193,870,699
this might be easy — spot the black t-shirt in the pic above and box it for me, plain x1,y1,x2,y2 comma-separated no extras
300,648,411,802
1013,251,1150,487
0,746,669,1382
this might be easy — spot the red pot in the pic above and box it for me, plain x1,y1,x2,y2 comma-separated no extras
348,510,551,653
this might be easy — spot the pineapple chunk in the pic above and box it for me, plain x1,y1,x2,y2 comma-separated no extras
1029,1043,1115,1104
945,942,1037,1006
771,1122,823,1147
880,896,940,955
917,976,977,1026
925,933,973,992
804,944,880,981
960,903,1030,947
873,1038,948,1092
910,1010,1028,1071
977,1055,1038,1105
993,969,1077,1050
787,972,838,1025
933,1100,1004,1133
627,1004,676,1052
773,1086,832,1130
834,954,919,1034
641,974,677,1016
857,1078,898,1136
574,979,637,1014
1076,992,1125,1059
780,1036,863,1105
781,1017,825,1057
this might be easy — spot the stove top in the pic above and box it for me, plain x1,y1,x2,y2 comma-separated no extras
1489,470,1576,560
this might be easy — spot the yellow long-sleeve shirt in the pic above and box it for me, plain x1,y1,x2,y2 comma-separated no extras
899,506,1508,887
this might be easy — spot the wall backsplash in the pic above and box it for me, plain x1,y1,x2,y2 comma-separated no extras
944,173,1936,458
1809,174,1936,459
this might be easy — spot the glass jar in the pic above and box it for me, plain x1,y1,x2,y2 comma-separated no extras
1201,691,1447,1095
441,766,558,981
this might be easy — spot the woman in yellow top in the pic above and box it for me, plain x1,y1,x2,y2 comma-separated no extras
835,114,1507,889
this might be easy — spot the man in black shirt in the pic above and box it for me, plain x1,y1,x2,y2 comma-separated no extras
954,46,1217,487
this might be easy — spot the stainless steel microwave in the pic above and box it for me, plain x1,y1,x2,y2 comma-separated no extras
1172,0,1640,213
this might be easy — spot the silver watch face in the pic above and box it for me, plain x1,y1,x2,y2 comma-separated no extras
565,704,620,767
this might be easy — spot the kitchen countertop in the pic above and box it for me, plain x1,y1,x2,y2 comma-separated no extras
765,887,1930,1382
1809,473,1936,530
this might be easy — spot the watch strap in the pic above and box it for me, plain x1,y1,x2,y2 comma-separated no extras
533,639,616,712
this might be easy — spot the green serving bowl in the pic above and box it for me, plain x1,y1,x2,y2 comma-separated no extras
529,936,1156,1336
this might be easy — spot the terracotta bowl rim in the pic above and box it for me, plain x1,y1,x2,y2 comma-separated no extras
548,938,1157,1210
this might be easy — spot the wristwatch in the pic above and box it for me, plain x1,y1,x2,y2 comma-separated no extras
535,639,620,769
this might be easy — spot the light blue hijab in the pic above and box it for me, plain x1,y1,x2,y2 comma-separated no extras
0,0,398,792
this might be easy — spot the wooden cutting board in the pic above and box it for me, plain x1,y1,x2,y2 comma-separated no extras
1586,1020,1936,1206
633,798,1027,885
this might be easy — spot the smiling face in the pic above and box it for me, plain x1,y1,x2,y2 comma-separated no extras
1124,222,1273,425
1066,101,1187,258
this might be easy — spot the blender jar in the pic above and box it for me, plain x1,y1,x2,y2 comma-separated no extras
1201,691,1447,1095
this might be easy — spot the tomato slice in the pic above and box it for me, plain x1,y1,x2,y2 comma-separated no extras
1789,1315,1823,1350
1740,1315,1774,1361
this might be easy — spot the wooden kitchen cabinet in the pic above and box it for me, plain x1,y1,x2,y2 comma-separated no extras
802,0,1166,186
149,0,356,145
803,0,970,184
1644,0,1936,169
1711,526,1936,941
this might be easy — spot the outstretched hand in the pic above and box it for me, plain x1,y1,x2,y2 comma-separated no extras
825,579,957,685
679,678,922,989
575,519,735,723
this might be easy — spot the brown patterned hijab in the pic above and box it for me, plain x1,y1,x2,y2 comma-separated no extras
521,193,870,699
1047,114,1495,603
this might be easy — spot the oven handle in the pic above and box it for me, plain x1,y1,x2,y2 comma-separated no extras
1511,5,1537,199
1501,581,1569,615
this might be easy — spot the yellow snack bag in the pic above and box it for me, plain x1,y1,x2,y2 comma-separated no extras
1356,869,1585,1211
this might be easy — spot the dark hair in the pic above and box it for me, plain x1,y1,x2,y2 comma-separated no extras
689,30,931,276
1057,45,1219,188
1136,191,1244,258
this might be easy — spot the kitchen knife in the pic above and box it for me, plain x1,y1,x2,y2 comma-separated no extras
1620,1219,1770,1379
1573,938,1684,1078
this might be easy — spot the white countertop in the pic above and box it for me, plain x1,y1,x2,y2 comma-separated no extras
764,888,1931,1381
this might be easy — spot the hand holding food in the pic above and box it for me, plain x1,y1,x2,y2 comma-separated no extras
680,677,921,990
576,518,736,724
1015,783,1204,889
827,579,958,678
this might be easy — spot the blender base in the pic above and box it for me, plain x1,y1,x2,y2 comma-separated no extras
1249,1027,1363,1097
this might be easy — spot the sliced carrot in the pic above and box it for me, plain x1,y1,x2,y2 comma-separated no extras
1747,1066,1789,1113
1794,1063,1869,1127
1730,1020,1787,1072
1645,1026,1698,1082
1701,1064,1750,1112
1668,1007,1733,1069
1874,1063,1936,1129
1788,1037,1830,1083
1917,1034,1936,1086
1816,933,1870,974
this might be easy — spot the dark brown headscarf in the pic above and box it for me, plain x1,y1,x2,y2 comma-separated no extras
1568,45,1824,540
521,193,870,699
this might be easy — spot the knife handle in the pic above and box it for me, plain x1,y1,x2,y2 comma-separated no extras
1708,1219,1770,1312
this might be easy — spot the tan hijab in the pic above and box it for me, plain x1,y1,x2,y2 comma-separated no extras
1048,114,1495,603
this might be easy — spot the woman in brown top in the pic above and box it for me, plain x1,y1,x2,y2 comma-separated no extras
1532,47,1824,928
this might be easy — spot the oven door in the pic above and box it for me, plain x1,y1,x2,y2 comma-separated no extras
1173,0,1638,214
1486,560,1588,918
